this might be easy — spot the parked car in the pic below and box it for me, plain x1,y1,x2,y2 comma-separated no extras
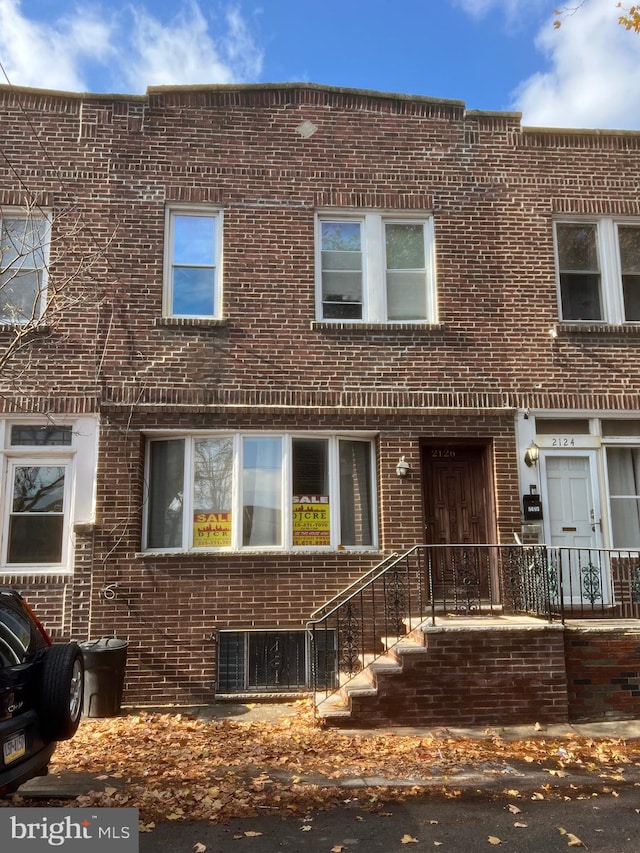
0,589,83,795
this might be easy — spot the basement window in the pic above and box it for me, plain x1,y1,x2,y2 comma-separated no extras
217,630,336,693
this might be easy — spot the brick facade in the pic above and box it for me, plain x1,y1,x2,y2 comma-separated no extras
1,82,640,715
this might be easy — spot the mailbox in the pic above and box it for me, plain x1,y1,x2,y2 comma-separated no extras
523,494,543,521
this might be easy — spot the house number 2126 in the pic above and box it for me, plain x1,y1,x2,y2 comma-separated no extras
551,438,575,447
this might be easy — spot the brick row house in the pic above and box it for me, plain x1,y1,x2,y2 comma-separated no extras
1,82,640,723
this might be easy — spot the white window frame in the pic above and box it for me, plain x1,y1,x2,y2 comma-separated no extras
163,204,223,319
0,418,97,574
315,211,436,323
554,217,640,324
143,431,379,553
0,208,50,326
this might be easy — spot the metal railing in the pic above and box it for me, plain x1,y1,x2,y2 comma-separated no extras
307,544,640,705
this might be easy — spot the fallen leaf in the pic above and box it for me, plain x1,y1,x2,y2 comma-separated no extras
193,844,207,853
301,825,312,832
330,846,346,853
514,822,528,828
488,837,502,845
243,831,263,837
508,804,521,814
401,835,419,844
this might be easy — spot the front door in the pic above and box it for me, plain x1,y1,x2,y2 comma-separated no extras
421,443,495,607
422,444,492,545
541,453,610,604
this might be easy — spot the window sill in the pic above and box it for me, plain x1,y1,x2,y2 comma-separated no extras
136,548,382,559
0,323,51,334
556,322,640,336
156,317,228,329
312,321,443,332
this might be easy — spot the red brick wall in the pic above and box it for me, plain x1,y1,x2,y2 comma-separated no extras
565,626,640,721
1,84,640,704
346,624,569,727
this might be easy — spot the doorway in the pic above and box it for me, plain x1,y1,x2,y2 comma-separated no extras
421,442,496,607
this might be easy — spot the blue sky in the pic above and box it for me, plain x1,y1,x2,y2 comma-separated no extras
1,0,640,128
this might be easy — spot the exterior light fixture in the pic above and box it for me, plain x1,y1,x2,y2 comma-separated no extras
396,456,410,478
524,442,540,467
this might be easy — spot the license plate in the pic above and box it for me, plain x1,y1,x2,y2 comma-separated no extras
3,732,26,765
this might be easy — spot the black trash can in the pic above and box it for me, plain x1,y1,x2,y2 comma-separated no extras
80,638,128,718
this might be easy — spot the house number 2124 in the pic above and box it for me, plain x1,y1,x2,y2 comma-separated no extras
551,438,575,447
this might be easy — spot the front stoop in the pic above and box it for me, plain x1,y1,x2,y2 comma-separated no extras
318,617,570,728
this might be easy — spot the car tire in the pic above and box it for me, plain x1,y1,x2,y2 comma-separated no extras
38,643,84,741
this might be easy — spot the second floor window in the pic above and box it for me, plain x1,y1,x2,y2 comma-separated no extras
317,213,436,323
555,219,640,323
164,206,222,319
0,211,49,325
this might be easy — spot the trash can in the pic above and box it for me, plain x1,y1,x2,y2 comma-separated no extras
80,637,128,718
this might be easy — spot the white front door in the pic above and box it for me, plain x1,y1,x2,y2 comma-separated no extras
541,453,611,604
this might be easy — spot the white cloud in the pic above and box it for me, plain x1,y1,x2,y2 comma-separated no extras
513,2,640,128
120,1,263,91
0,0,263,94
0,0,113,91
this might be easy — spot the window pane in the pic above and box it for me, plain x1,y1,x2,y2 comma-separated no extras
0,270,42,323
557,224,599,270
12,466,64,513
293,439,330,546
173,215,216,266
172,267,215,316
11,425,73,446
321,222,361,252
607,447,640,548
557,224,602,320
147,440,185,548
339,440,373,546
619,226,640,321
1,217,47,268
243,437,282,546
386,271,427,320
8,516,63,563
193,437,233,548
385,223,425,269
559,273,602,320
321,222,363,320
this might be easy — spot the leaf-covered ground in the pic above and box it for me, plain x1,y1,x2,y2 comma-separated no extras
6,701,640,825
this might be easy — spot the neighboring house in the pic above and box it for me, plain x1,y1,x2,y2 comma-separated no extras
1,82,640,719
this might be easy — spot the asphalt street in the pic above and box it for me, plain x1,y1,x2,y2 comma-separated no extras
140,785,640,852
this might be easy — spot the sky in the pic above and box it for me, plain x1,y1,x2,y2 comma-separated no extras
1,0,640,130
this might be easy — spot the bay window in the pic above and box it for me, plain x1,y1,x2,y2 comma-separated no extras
144,432,377,551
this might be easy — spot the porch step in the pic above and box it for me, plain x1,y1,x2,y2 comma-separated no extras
317,638,428,723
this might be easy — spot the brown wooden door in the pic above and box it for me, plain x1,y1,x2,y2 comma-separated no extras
421,443,495,605
422,444,491,545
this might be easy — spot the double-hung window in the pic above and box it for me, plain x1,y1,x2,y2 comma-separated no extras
164,206,222,319
555,219,640,322
317,212,436,322
0,210,49,325
144,432,377,552
1,424,73,568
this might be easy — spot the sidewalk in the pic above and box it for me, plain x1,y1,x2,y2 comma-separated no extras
16,702,640,800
